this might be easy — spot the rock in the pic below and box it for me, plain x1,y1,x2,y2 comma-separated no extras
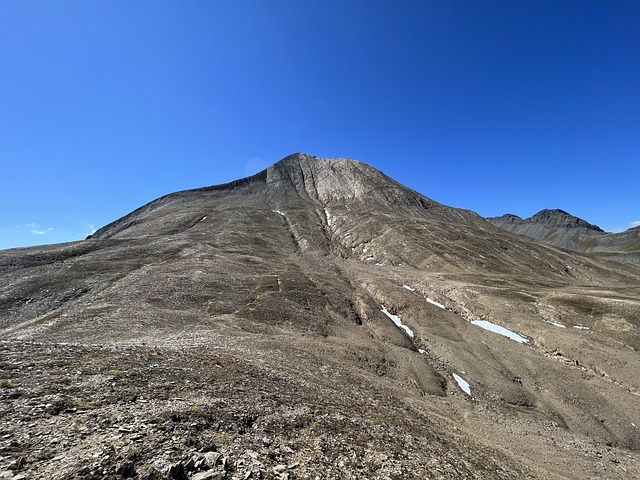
168,462,187,479
203,451,221,468
191,471,218,480
153,458,172,472
151,458,187,479
76,466,91,476
116,460,137,478
7,457,25,471
193,458,207,471
181,456,195,472
244,465,262,479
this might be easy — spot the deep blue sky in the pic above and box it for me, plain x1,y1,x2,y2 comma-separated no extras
1,1,639,249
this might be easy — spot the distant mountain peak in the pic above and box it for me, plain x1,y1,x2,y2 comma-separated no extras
486,208,640,263
528,209,604,232
488,213,523,223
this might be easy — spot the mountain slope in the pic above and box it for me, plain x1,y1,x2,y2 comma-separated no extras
487,209,640,264
2,154,640,479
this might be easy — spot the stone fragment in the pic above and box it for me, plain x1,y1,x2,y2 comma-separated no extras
192,471,218,480
116,460,136,478
204,451,221,468
168,462,186,479
182,456,195,472
153,458,172,472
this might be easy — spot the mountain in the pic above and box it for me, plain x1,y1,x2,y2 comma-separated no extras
487,209,640,264
2,154,640,479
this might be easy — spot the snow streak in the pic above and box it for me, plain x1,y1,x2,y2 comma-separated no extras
471,320,529,344
381,305,414,338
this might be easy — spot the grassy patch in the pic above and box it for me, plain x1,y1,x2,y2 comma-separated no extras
106,369,127,379
74,398,99,410
190,405,208,417
366,411,392,425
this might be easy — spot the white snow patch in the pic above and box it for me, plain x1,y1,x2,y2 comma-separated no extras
272,210,286,217
363,247,368,253
549,321,566,328
471,320,529,344
375,262,383,266
453,373,472,396
381,305,414,338
365,256,375,261
324,208,333,227
403,285,416,292
573,325,590,330
418,348,426,354
344,232,351,238
426,297,446,310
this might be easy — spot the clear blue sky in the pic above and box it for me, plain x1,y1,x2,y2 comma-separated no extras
1,1,639,249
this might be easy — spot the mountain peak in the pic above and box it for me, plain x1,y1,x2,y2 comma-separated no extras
262,154,449,213
266,153,395,205
92,154,462,240
529,209,604,232
486,208,640,263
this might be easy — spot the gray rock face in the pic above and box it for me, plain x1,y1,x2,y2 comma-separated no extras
1,154,640,479
90,153,467,241
487,209,640,264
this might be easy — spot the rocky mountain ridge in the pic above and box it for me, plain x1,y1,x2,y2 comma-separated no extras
487,209,640,264
499,209,604,231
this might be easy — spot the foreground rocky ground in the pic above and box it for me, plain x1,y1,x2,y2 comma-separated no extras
0,340,547,480
2,336,640,480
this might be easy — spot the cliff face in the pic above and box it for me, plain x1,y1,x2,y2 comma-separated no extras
2,154,640,479
487,209,640,264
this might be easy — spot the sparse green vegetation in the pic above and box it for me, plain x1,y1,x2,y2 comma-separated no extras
74,398,99,410
0,379,17,388
190,405,208,417
366,411,392,425
106,369,126,379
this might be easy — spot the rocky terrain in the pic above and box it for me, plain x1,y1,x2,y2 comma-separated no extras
1,154,640,479
486,210,640,264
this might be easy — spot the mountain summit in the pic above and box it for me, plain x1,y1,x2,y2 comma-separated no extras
91,153,464,240
528,209,605,231
487,208,639,264
488,209,603,231
2,154,640,479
